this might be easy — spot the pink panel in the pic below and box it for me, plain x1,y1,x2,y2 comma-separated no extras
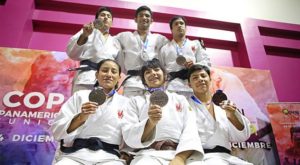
32,9,93,25
207,48,234,66
29,32,71,51
0,0,35,48
241,18,300,101
241,19,270,69
267,55,300,101
261,36,300,49
186,26,236,41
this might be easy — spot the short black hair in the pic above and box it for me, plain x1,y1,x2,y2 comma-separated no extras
169,16,187,30
135,5,152,18
140,58,166,86
95,6,113,19
94,59,121,88
187,64,211,82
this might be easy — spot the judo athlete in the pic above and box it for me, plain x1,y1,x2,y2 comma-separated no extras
158,16,210,97
187,64,253,165
67,7,121,93
51,59,128,165
122,59,204,165
115,6,169,97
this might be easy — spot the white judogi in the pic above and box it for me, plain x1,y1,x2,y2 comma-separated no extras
115,31,168,97
50,90,128,164
159,39,210,95
67,29,121,93
188,96,253,165
122,91,204,164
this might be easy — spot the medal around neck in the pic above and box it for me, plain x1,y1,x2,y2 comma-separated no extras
212,90,227,106
89,87,106,105
93,19,104,29
176,55,186,66
141,51,149,61
150,91,169,107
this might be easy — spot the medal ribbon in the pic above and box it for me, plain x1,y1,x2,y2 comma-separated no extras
175,38,187,55
191,95,211,106
147,87,164,93
142,36,149,53
107,89,116,97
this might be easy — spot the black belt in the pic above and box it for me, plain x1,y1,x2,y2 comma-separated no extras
60,137,120,157
118,70,140,90
204,146,231,154
68,60,98,71
169,69,188,81
127,70,140,76
80,60,98,70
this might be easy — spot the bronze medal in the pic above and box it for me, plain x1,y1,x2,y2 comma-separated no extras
150,91,169,107
176,55,186,66
89,87,106,105
93,19,104,29
212,90,227,106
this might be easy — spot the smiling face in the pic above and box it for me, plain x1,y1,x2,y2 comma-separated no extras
189,69,211,94
171,18,186,38
96,10,113,30
135,10,153,31
144,67,165,88
96,61,120,92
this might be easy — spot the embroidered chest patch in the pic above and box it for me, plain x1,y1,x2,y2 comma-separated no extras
176,103,182,112
117,110,123,119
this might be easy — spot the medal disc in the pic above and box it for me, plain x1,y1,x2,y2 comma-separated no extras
212,90,227,106
150,91,169,107
93,19,104,29
89,87,106,105
176,55,186,66
141,51,149,61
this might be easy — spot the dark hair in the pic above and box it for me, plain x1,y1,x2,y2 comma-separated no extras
169,16,187,30
94,59,121,88
95,7,113,19
187,64,211,82
140,58,166,86
135,5,152,18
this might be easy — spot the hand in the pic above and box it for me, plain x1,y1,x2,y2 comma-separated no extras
79,101,98,121
219,100,237,116
82,22,94,37
169,156,185,165
184,60,194,69
148,104,162,125
67,101,98,133
220,100,245,130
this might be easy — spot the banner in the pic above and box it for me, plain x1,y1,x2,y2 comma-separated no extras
0,47,279,164
0,47,77,164
212,66,279,165
267,103,300,165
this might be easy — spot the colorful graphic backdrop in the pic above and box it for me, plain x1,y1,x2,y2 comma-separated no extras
0,47,77,164
0,47,279,165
